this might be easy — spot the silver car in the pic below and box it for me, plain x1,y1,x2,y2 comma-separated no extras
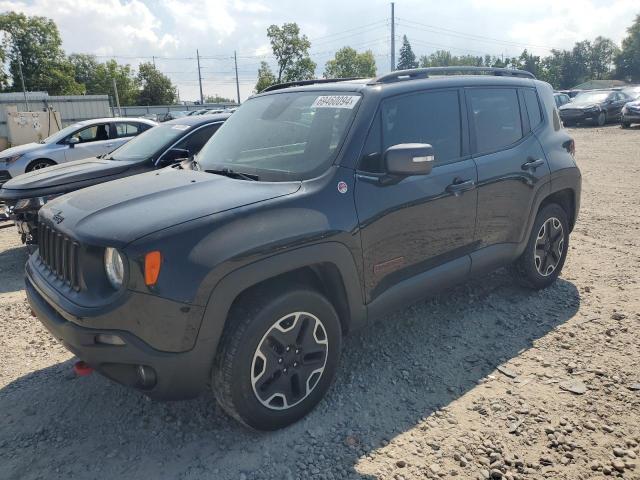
0,117,157,185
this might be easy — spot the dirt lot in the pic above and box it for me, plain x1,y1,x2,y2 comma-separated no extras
1,125,639,480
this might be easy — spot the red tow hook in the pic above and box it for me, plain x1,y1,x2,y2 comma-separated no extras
73,361,94,377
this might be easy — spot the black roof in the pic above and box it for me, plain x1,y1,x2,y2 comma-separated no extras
164,113,231,127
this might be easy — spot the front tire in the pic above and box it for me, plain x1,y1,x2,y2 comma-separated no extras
511,203,569,290
26,159,56,172
212,286,342,430
595,111,606,126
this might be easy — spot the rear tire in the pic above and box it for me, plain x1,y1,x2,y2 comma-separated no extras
26,159,56,172
621,121,630,129
212,286,342,430
511,203,569,290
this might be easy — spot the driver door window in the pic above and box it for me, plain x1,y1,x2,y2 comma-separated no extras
72,123,111,143
64,123,114,162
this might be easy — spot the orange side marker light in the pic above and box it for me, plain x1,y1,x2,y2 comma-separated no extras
144,251,162,286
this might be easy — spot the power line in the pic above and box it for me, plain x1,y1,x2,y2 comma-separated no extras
396,17,560,51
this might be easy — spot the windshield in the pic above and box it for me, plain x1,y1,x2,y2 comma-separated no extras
196,91,361,181
623,87,640,99
573,91,610,103
40,122,86,144
109,124,190,161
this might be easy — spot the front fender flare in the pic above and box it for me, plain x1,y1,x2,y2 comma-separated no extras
194,241,366,366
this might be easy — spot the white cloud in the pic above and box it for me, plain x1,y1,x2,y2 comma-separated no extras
2,0,638,101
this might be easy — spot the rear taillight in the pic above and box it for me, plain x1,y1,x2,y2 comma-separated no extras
563,139,576,157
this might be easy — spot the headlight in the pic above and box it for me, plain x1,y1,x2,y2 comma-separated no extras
104,247,125,289
13,194,58,212
0,154,23,165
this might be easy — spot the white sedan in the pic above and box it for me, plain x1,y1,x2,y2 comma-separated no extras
0,117,157,185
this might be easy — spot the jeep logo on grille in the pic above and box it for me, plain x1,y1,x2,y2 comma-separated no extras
52,212,64,224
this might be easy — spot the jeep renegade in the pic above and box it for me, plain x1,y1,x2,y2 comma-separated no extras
26,67,581,430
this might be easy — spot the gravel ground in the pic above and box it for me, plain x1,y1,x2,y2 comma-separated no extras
0,125,639,480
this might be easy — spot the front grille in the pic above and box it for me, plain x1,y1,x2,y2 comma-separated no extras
0,170,10,185
38,222,81,290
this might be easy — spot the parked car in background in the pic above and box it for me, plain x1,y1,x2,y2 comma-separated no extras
554,92,571,108
162,110,190,121
187,109,209,116
25,68,580,430
0,114,229,247
558,89,633,126
621,99,640,128
621,85,640,100
0,118,156,186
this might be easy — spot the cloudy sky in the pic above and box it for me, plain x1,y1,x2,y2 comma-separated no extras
2,0,639,102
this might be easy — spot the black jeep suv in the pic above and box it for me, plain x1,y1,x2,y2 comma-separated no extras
26,67,581,430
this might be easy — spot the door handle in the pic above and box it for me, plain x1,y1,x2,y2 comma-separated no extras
521,158,544,171
105,143,114,147
446,178,475,195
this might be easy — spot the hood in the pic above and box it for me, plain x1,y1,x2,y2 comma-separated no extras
0,157,136,200
559,101,600,110
625,100,640,108
40,167,301,246
0,142,41,159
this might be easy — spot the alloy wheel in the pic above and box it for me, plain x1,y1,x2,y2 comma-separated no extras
534,217,564,277
251,311,328,410
30,161,50,171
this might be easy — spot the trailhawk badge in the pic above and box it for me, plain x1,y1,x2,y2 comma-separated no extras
53,211,64,224
337,181,348,194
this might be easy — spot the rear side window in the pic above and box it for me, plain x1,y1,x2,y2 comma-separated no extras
115,122,143,138
468,88,523,154
523,89,542,129
380,90,461,166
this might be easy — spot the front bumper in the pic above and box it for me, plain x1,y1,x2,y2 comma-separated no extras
622,111,640,124
25,261,215,400
560,110,601,124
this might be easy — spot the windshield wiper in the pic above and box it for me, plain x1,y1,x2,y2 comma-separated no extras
205,168,259,181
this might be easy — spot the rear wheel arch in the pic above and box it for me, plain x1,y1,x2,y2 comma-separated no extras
538,188,576,231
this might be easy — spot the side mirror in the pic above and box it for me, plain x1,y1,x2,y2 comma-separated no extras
384,143,435,176
158,148,191,167
67,137,79,148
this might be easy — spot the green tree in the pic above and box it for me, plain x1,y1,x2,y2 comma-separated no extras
324,47,377,78
137,62,177,105
255,61,276,92
266,23,316,83
615,14,640,81
589,36,619,79
419,50,484,68
397,35,418,70
205,94,234,103
0,12,82,94
69,54,139,104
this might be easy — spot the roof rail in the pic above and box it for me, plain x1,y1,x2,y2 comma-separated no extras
262,77,365,93
370,66,535,84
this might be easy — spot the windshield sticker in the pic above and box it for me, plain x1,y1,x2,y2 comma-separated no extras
312,95,360,109
171,125,190,130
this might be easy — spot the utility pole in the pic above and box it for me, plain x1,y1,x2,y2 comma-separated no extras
234,51,241,105
112,78,121,117
390,2,395,71
16,50,30,111
152,55,156,68
196,49,204,104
